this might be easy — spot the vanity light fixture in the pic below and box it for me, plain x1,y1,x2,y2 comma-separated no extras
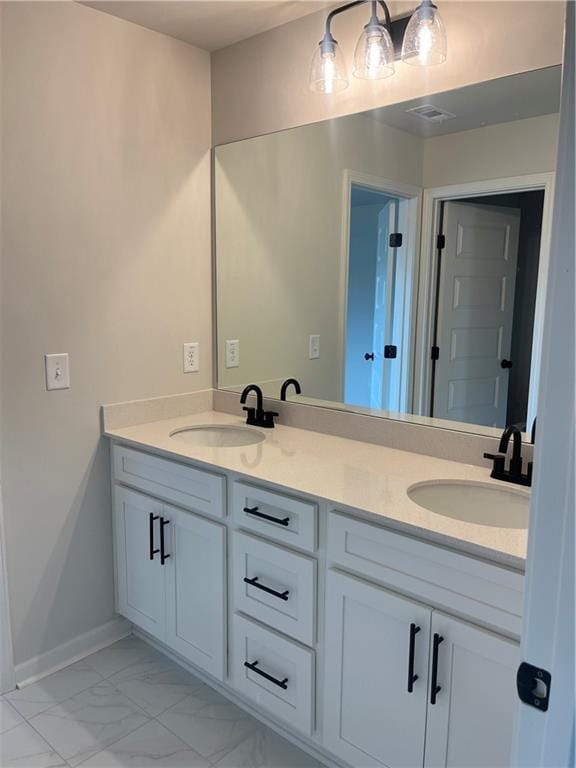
309,0,447,93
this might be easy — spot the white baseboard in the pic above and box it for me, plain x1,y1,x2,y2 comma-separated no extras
15,616,132,688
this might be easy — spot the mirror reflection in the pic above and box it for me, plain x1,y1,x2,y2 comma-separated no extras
215,67,560,436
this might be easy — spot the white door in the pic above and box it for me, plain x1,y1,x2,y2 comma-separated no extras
113,486,166,641
433,202,520,427
324,570,431,768
165,504,226,680
424,612,520,768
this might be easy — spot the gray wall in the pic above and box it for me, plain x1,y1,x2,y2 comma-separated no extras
1,2,212,668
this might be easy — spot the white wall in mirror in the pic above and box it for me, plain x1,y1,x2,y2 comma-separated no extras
215,69,560,439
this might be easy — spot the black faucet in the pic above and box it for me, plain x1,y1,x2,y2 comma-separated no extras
484,424,532,486
240,384,278,429
280,378,302,401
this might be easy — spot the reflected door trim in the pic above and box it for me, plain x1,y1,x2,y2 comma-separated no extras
414,172,556,430
339,169,423,407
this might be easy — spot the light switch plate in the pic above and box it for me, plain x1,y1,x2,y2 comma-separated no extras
45,353,70,390
226,339,240,368
309,335,320,360
183,342,200,373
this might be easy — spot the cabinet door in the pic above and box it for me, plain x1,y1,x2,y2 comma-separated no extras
324,570,431,768
113,486,166,641
165,505,226,680
424,612,520,768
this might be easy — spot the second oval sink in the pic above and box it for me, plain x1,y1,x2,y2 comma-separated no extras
170,425,265,448
407,480,529,529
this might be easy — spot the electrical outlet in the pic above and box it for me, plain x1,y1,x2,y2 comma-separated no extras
226,339,240,368
309,334,320,360
45,353,70,390
183,342,200,373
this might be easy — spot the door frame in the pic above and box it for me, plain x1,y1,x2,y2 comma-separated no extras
0,490,15,693
338,169,422,405
413,172,556,432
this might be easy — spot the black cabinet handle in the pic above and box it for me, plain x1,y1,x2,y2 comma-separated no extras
407,623,421,693
244,506,290,527
244,660,288,690
243,576,289,601
364,352,375,361
430,633,444,705
501,359,513,369
149,513,160,561
159,517,170,565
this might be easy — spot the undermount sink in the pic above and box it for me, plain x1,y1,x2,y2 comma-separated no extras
407,480,529,529
169,425,265,448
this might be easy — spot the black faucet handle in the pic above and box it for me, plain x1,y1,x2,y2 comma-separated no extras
483,452,506,478
262,410,279,429
243,406,257,425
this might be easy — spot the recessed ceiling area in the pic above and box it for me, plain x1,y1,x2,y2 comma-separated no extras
81,0,332,51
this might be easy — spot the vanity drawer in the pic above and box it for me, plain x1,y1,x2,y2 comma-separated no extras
232,481,317,552
327,512,524,636
232,532,316,646
231,614,314,735
112,444,226,518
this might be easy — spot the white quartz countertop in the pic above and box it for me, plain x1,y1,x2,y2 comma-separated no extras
105,410,528,569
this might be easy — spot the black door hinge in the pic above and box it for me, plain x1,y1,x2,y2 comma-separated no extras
517,662,551,712
384,345,397,359
436,234,446,250
431,346,440,361
389,233,403,248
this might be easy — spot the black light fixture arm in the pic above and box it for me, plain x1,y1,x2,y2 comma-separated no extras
322,0,392,43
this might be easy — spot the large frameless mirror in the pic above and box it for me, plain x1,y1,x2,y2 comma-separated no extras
214,66,561,439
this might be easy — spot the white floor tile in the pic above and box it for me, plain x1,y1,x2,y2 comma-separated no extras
0,721,67,767
84,637,159,680
76,720,210,767
1,697,25,734
28,681,150,767
214,727,323,768
158,684,259,763
6,660,103,718
106,657,204,717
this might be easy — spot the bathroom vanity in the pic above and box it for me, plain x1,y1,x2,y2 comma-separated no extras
105,410,527,768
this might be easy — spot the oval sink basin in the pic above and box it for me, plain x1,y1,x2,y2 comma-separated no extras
170,425,265,448
407,480,529,529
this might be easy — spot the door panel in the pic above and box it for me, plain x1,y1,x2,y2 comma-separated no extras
434,202,520,427
424,612,520,768
165,505,226,680
324,570,431,768
113,486,166,641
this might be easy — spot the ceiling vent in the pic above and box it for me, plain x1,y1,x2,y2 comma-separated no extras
405,104,456,123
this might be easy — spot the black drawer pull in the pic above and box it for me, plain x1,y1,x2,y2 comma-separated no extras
407,623,421,693
244,660,288,690
149,513,160,561
430,633,444,705
243,576,289,601
244,506,290,527
160,517,170,565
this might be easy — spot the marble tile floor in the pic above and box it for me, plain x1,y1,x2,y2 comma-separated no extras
0,635,324,768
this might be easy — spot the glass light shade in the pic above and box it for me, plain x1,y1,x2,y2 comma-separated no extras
353,23,395,80
309,39,348,93
401,0,447,66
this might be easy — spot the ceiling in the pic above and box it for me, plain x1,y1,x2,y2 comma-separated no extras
365,66,562,138
81,1,332,52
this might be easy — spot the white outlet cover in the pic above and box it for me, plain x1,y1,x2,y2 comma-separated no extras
309,335,320,360
45,353,70,390
183,342,200,373
226,339,240,368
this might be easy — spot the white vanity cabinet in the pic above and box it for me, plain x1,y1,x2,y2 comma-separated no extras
324,569,520,768
113,486,167,642
109,441,524,768
112,449,227,680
